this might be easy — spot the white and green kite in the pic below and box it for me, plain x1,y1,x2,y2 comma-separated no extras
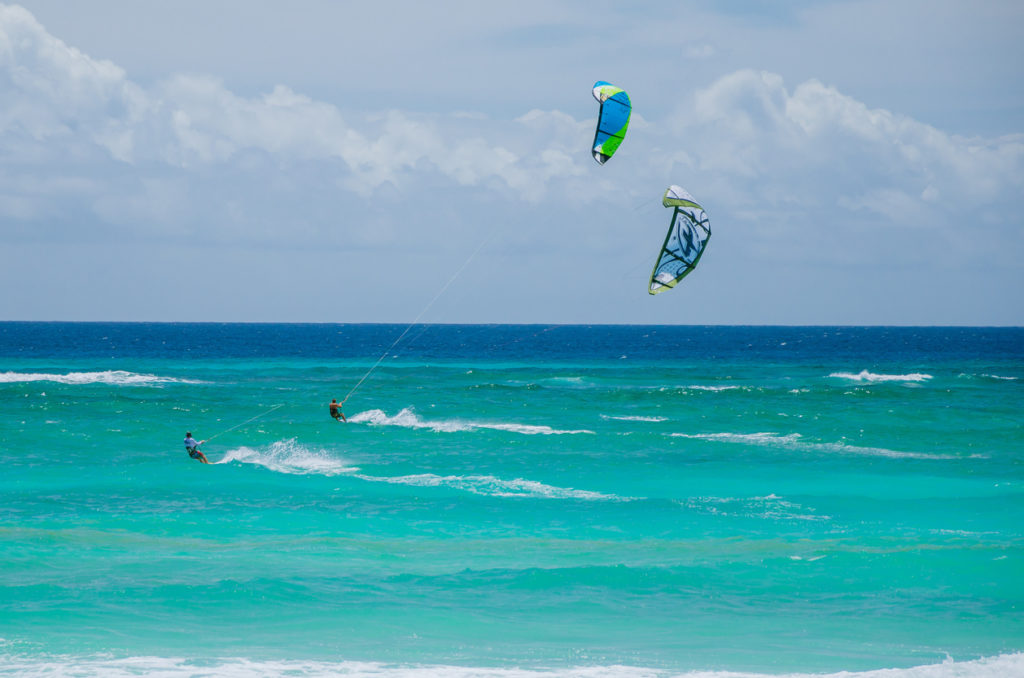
649,186,711,295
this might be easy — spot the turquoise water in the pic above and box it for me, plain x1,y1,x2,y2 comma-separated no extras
1,324,1022,677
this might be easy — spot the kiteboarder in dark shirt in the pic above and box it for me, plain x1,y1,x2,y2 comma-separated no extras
329,398,347,422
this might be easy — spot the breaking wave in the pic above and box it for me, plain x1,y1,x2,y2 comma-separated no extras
349,408,593,435
354,472,627,501
0,370,201,385
685,385,745,391
0,652,1020,677
828,370,932,383
212,439,621,501
679,493,830,522
670,432,973,460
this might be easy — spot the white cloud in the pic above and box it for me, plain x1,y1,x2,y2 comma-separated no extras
1,4,597,207
0,4,146,149
0,3,1021,323
673,69,1023,223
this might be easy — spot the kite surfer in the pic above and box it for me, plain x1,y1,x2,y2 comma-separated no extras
329,398,347,422
184,432,210,464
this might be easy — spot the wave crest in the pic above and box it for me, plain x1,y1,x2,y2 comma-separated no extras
828,370,932,383
211,439,622,501
680,493,830,522
356,472,626,501
671,431,972,460
0,370,201,386
0,652,1021,677
349,408,593,435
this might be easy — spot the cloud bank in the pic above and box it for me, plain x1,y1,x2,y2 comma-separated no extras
0,3,1021,323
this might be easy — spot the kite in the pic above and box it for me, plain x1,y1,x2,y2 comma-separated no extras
591,81,631,164
649,186,711,295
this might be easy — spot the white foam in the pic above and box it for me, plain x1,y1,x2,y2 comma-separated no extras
212,439,622,501
349,408,593,435
686,385,744,391
681,493,830,522
543,376,587,385
828,370,933,383
674,432,803,445
2,653,1019,677
0,370,201,386
215,439,358,476
355,472,627,501
671,432,970,460
958,373,1020,381
601,415,668,422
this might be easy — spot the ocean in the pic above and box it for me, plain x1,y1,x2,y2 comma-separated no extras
1,323,1021,677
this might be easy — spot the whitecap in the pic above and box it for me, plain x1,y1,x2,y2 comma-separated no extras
686,385,744,391
674,432,804,446
679,493,829,522
355,472,628,502
213,441,622,502
1,653,1022,677
349,407,593,435
600,415,668,422
828,370,932,383
0,370,201,386
670,431,972,460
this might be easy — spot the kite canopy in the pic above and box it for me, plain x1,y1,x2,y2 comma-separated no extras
649,186,711,295
591,81,631,164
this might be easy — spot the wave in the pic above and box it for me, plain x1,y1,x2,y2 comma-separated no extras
828,370,932,383
0,370,201,386
212,439,621,501
680,493,830,522
349,408,594,435
957,373,1019,382
685,385,745,391
355,472,627,501
215,439,358,476
541,376,588,385
0,653,1020,677
670,432,973,460
601,414,668,422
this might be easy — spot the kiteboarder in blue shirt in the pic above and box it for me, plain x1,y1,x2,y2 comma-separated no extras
184,432,210,464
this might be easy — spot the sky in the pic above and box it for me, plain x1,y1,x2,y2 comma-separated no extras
0,1,1022,325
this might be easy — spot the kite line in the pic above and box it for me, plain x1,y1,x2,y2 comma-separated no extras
343,234,494,403
205,403,285,442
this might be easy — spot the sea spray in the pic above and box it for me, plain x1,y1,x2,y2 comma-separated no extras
216,438,359,475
